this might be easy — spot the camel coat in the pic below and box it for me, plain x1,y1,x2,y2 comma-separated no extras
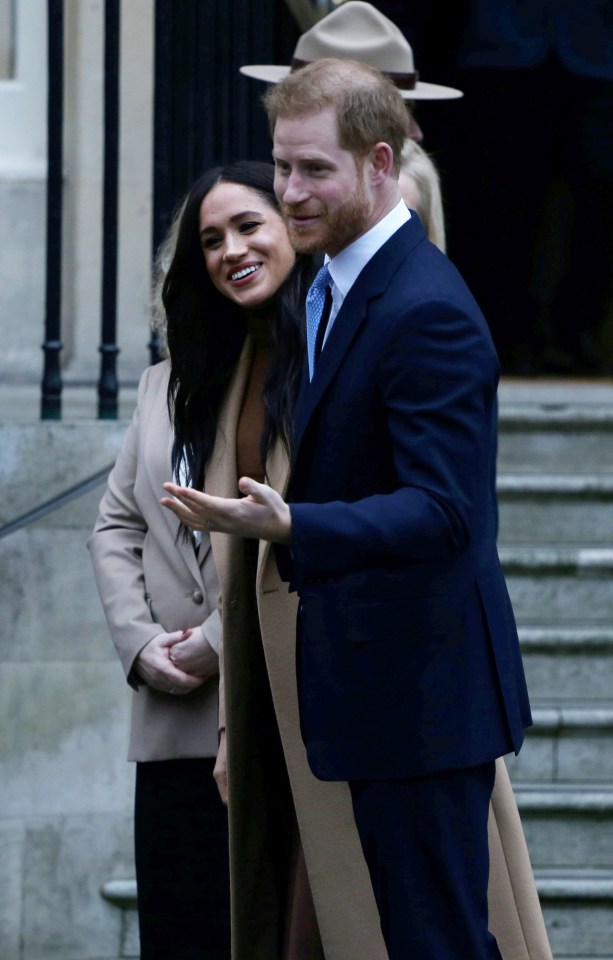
208,337,552,960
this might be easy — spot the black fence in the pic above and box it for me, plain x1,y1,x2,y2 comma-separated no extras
40,0,299,420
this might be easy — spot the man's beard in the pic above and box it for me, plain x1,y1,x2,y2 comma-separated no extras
283,181,370,256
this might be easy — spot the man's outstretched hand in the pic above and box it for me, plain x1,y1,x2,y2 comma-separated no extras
161,477,292,544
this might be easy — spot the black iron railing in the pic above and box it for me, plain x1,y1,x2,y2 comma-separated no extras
38,0,300,421
98,0,121,419
0,466,112,541
40,0,64,420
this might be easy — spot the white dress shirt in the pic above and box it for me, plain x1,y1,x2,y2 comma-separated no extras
322,201,411,349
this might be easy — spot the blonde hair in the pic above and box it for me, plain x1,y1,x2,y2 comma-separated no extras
150,198,187,358
399,139,446,253
264,58,410,175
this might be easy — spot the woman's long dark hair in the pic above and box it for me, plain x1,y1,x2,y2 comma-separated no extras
162,160,316,490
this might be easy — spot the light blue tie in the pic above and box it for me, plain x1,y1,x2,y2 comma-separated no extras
305,264,331,381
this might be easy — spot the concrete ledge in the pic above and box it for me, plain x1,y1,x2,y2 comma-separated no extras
498,380,613,406
519,626,613,650
515,784,613,813
536,868,613,901
499,404,613,429
498,474,613,497
528,706,613,732
500,545,613,573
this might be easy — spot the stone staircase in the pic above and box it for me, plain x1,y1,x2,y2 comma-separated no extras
497,382,613,960
2,381,612,958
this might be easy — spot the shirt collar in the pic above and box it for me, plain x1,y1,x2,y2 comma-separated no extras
326,200,410,299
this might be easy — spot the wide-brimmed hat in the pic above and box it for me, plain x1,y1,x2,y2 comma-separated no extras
240,1,462,101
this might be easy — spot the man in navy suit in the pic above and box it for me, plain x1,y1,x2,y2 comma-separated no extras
164,57,532,960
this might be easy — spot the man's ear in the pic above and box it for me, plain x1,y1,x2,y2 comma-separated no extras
369,142,395,185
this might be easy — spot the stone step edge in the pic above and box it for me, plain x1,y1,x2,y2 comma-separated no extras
513,784,613,813
535,869,613,901
526,705,613,731
102,874,613,915
498,474,613,496
102,873,613,907
519,625,613,649
498,404,613,428
499,544,613,573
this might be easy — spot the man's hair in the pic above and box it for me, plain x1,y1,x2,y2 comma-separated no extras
264,58,410,175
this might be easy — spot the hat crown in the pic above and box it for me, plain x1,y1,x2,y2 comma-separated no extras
295,1,415,74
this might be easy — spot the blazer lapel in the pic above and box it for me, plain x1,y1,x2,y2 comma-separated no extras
153,364,206,587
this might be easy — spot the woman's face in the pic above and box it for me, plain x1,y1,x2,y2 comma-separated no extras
199,181,296,310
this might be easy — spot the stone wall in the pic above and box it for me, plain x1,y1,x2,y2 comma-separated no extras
0,418,137,960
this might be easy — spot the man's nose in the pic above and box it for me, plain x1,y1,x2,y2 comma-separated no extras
280,172,308,205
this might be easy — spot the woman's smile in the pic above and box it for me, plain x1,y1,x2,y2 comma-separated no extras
228,262,263,284
199,182,296,308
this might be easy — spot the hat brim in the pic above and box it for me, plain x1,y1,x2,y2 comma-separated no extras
239,64,463,100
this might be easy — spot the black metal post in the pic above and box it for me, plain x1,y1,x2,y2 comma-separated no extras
97,0,121,418
149,0,174,367
41,0,64,419
150,0,300,366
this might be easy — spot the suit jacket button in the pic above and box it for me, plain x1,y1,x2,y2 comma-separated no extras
191,589,204,604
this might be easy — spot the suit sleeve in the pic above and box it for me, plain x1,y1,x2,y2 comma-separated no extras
289,297,499,579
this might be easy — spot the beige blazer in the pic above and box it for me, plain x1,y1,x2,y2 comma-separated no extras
207,337,552,960
87,361,221,761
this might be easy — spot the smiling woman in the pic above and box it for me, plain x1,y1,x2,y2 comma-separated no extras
199,181,296,310
87,160,319,960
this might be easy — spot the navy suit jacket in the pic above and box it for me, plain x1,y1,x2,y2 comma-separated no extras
284,214,532,782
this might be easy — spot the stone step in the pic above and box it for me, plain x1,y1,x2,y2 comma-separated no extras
498,474,613,544
535,868,613,958
103,874,613,960
499,545,613,625
497,402,613,474
102,872,613,959
519,626,613,703
514,784,613,870
505,705,613,783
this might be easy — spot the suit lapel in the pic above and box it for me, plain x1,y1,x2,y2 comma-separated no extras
293,219,422,460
